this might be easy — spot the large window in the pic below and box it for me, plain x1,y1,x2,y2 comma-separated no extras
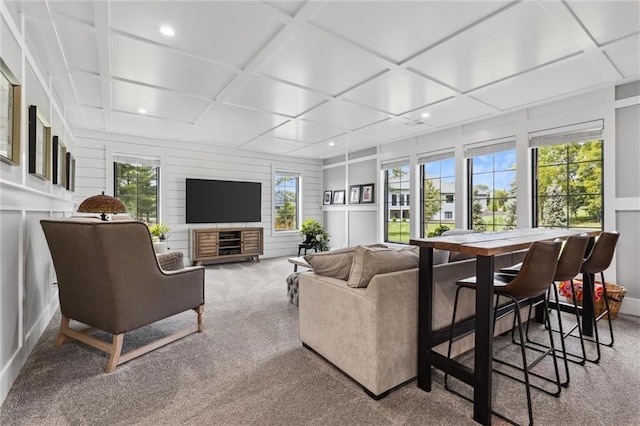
114,158,159,222
421,155,455,237
468,143,517,231
384,165,410,243
274,172,300,231
533,125,603,230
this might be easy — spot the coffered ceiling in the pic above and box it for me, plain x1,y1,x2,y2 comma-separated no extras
4,0,639,158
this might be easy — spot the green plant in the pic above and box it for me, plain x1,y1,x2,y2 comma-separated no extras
300,219,330,251
148,223,170,241
428,224,450,237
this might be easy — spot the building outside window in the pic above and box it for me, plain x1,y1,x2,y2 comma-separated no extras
531,121,603,230
467,141,517,231
383,163,410,243
113,157,159,222
274,172,300,231
421,154,456,237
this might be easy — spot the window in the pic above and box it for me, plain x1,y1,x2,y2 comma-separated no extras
532,122,603,230
467,141,516,231
114,158,159,222
421,154,455,237
384,164,410,243
274,172,300,231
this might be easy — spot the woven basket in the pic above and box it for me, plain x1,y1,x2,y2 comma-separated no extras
564,282,627,319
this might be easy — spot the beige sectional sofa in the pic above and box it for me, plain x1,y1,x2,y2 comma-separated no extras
298,245,526,399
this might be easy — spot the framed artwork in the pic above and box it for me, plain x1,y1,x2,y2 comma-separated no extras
332,190,345,205
323,190,332,205
0,58,21,165
349,185,361,204
361,183,374,204
52,136,67,187
28,105,51,179
65,152,76,191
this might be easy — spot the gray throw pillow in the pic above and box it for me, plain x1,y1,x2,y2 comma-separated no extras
347,245,419,288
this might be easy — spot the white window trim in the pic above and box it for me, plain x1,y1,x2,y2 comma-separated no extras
272,167,302,237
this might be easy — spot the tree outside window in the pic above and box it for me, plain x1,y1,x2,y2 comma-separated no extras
422,158,455,237
274,173,299,231
114,162,159,222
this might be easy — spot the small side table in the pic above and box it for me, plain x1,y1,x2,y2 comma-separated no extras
297,243,317,256
288,256,311,272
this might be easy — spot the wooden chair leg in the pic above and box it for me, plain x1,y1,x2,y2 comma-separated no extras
105,334,124,373
54,315,70,347
195,305,204,332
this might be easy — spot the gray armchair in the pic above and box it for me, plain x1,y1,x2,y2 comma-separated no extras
41,219,205,372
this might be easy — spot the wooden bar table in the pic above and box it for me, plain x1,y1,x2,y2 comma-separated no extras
410,228,600,425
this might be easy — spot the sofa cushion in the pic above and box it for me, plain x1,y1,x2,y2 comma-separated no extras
304,244,386,280
405,245,449,265
347,245,419,288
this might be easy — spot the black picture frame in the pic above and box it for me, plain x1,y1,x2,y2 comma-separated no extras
52,135,66,187
0,58,21,166
323,190,332,205
361,183,374,204
349,185,361,204
65,152,76,191
28,105,51,180
332,190,345,205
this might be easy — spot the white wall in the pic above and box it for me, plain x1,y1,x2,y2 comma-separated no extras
72,128,323,263
0,7,75,405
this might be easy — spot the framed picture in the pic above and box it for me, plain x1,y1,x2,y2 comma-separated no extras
0,58,21,165
28,105,51,180
52,136,67,187
349,185,361,204
323,190,332,205
65,152,76,191
361,183,374,204
332,190,345,205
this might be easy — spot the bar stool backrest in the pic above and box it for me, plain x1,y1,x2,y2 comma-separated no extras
501,240,562,299
581,232,620,275
554,235,590,282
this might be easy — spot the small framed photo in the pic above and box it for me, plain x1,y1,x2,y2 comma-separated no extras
361,183,374,204
52,135,66,187
349,185,361,204
323,190,332,205
332,190,345,205
65,152,76,191
28,105,51,180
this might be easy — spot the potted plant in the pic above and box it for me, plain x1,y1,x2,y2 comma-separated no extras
148,223,170,242
300,219,330,252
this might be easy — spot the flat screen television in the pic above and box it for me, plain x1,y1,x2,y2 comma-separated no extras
186,178,262,223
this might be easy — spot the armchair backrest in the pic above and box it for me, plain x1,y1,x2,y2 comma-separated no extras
40,219,163,332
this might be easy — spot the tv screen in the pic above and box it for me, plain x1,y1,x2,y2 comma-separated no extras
186,178,262,223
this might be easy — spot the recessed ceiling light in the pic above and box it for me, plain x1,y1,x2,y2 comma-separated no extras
160,26,175,37
138,108,147,114
421,112,430,118
329,142,335,146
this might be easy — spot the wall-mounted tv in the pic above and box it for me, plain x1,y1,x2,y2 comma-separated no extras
186,178,262,224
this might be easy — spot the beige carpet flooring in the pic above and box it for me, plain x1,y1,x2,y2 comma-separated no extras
1,257,639,425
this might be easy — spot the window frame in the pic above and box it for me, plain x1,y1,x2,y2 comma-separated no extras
113,159,160,223
273,170,301,234
420,157,456,237
383,165,411,244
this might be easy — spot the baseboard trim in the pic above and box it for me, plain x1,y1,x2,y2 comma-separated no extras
619,296,639,317
0,295,59,405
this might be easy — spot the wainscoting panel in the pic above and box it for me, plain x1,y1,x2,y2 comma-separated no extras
348,210,378,247
0,211,21,369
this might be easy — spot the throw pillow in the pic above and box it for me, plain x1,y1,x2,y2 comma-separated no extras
304,244,387,280
347,245,419,288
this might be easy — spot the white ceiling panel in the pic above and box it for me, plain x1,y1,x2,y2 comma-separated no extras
288,143,348,159
358,118,432,140
403,96,496,128
301,100,388,130
48,1,94,25
566,0,640,45
604,35,640,80
241,136,311,155
470,54,607,110
111,111,192,140
343,70,455,115
266,119,345,143
110,2,283,68
263,1,306,17
80,106,105,129
409,1,583,93
326,132,388,151
186,104,288,143
111,34,237,100
111,80,210,123
309,1,511,63
257,30,387,95
52,18,99,73
227,76,326,117
70,70,102,108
